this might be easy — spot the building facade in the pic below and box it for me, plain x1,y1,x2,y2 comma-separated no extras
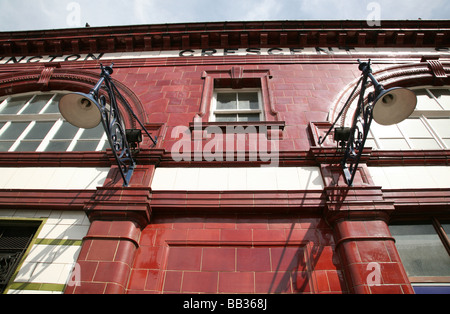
0,20,449,294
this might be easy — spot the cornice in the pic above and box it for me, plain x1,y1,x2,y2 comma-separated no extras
0,20,449,57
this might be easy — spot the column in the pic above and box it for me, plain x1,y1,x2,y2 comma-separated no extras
325,185,415,294
65,185,152,294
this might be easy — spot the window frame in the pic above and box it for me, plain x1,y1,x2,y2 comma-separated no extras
0,220,41,294
0,91,108,153
209,88,265,123
368,87,450,151
389,217,450,285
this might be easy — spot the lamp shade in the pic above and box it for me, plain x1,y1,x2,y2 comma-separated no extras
59,92,102,129
372,87,417,126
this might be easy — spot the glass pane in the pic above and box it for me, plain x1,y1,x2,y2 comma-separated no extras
371,122,403,138
216,93,237,110
79,124,104,140
72,140,100,152
43,94,64,114
21,94,53,114
415,89,442,110
379,138,410,150
14,141,41,152
428,118,450,138
0,122,29,140
45,141,71,152
239,114,261,122
0,122,5,130
238,92,259,110
400,119,433,138
23,122,54,140
0,95,32,114
410,138,441,150
215,114,238,122
390,224,450,277
442,224,450,238
0,141,15,152
444,139,450,148
429,89,450,110
53,122,79,139
365,139,378,149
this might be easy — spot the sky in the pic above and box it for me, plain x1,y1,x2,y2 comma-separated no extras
0,0,449,32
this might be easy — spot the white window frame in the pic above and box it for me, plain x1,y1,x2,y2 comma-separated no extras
0,91,108,153
209,88,265,122
368,87,450,150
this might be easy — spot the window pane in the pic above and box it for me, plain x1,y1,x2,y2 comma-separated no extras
415,89,442,110
390,224,450,277
239,114,261,122
45,141,71,152
379,138,410,150
442,224,450,238
0,95,32,114
53,122,79,139
428,118,450,138
216,93,237,110
14,141,41,152
43,94,63,114
72,140,100,152
429,89,450,110
215,114,238,122
410,138,441,150
0,122,29,140
238,92,259,110
23,122,54,140
0,141,15,152
79,124,104,140
21,94,53,114
400,119,433,138
371,122,403,138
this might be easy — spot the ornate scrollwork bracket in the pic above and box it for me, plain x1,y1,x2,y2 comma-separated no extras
86,64,158,187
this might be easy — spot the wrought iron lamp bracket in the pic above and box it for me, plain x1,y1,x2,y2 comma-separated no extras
88,64,158,187
319,60,379,186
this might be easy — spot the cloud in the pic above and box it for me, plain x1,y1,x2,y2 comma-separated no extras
0,0,449,31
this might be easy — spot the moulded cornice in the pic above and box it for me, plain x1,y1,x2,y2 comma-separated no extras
0,20,449,56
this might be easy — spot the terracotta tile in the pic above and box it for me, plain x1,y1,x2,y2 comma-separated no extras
144,270,162,291
93,261,131,287
356,241,392,263
219,272,255,294
86,240,119,261
73,282,106,294
221,229,252,242
237,248,271,272
314,270,330,293
187,229,221,242
270,247,306,272
255,272,292,294
134,246,165,269
202,247,236,272
253,229,286,242
182,271,218,293
166,247,202,271
292,271,314,294
128,269,148,291
163,271,183,293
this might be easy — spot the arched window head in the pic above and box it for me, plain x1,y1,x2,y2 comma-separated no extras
0,91,108,152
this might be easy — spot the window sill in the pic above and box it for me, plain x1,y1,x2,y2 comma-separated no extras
189,121,285,131
189,121,285,140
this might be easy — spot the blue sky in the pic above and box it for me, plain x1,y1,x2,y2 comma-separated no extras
1,0,449,32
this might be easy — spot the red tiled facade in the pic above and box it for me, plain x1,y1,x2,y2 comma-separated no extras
1,20,449,294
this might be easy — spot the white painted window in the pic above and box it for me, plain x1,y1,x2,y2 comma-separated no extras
366,87,450,150
0,91,108,152
210,89,264,122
